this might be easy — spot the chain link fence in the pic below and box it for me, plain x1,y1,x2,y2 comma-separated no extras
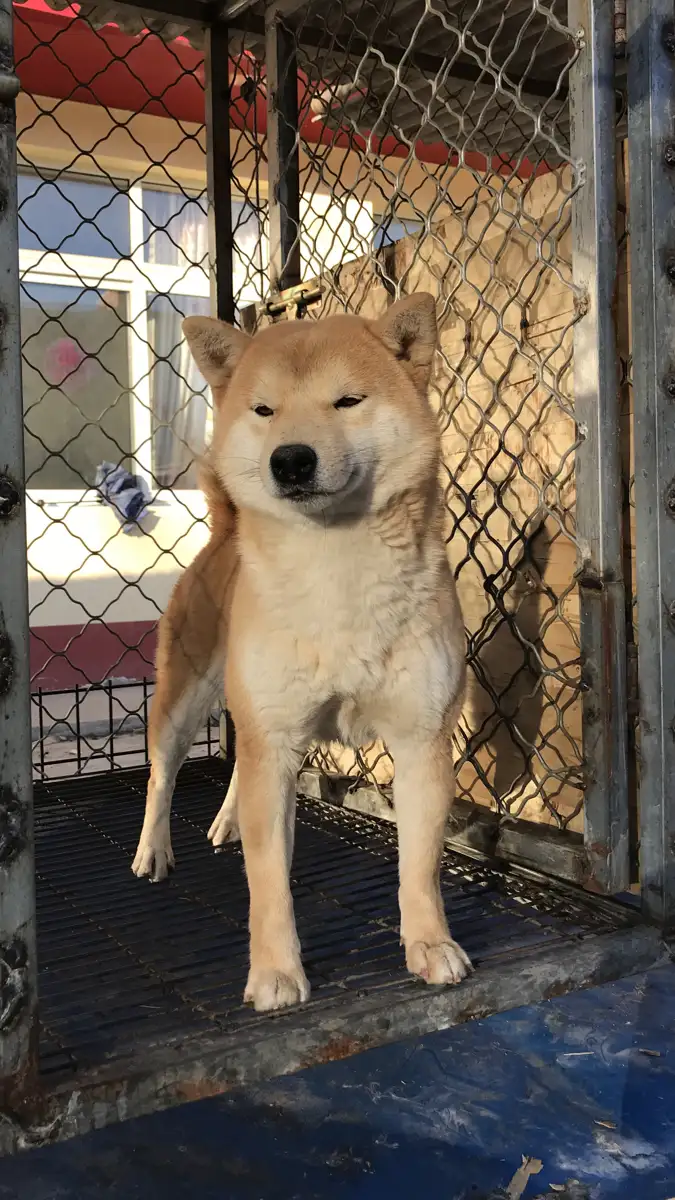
13,2,262,776
12,0,632,844
238,0,593,837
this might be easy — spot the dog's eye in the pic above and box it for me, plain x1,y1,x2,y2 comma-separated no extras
253,404,274,418
334,395,364,410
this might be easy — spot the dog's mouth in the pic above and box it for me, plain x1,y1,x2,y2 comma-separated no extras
276,468,361,506
282,486,330,503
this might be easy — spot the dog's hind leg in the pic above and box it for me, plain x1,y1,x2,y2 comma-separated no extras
208,761,240,848
132,656,224,881
132,513,238,882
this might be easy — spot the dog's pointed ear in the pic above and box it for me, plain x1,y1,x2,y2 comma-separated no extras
182,316,250,391
370,293,437,389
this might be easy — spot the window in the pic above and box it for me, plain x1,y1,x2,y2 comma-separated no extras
18,171,264,500
142,188,208,269
21,283,132,489
18,174,131,259
147,292,211,489
373,214,423,250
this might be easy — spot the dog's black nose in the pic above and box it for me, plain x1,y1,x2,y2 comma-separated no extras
270,443,318,488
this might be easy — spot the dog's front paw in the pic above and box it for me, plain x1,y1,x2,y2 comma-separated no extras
244,966,310,1012
406,939,473,985
132,829,175,882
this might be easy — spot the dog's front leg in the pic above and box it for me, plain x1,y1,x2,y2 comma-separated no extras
236,736,309,1012
389,732,473,986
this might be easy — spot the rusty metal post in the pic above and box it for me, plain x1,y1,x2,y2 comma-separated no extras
568,0,630,892
265,8,301,293
0,0,39,1118
627,0,675,926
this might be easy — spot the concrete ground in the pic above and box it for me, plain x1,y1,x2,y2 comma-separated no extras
2,963,675,1199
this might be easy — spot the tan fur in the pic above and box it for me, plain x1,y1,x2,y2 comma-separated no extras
132,293,472,1010
131,462,239,879
151,462,236,745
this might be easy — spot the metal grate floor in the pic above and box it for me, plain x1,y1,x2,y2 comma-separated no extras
33,758,647,1087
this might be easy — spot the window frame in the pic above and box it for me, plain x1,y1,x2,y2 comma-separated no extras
18,174,214,511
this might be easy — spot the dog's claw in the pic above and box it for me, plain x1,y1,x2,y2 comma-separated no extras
244,966,310,1012
207,806,241,848
406,939,473,985
132,836,175,882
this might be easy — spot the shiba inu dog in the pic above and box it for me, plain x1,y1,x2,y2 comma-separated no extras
132,292,472,1011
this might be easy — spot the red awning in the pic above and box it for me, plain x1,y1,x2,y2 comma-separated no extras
12,0,547,178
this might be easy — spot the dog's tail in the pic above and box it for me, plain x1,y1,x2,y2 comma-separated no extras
197,457,237,538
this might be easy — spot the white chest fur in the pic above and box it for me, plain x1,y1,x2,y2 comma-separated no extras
229,510,464,746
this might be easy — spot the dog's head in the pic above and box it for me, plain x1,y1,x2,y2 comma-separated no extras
183,293,440,521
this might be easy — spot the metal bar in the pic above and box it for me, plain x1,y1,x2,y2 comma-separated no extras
142,678,149,762
205,21,236,325
204,19,236,762
218,0,256,18
266,11,301,294
568,0,629,893
100,0,211,27
38,688,45,779
615,138,640,885
222,0,310,19
626,0,675,926
74,685,81,775
107,679,114,771
0,0,39,1107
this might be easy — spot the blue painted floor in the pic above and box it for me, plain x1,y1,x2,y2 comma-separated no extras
3,964,675,1200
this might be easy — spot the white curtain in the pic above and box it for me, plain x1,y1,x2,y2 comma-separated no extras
144,189,210,488
145,189,264,487
143,189,209,268
148,293,210,489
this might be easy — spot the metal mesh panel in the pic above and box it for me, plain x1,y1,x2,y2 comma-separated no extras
12,0,617,838
235,0,586,832
11,4,263,777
